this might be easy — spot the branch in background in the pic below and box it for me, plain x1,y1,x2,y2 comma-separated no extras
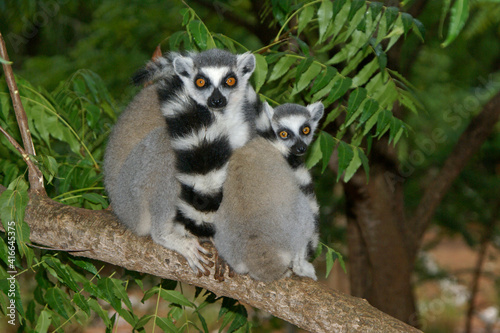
0,31,45,195
465,204,499,333
410,91,500,258
0,124,44,191
6,189,421,333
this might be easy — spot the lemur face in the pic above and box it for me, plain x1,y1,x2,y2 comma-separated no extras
173,49,255,111
264,102,324,156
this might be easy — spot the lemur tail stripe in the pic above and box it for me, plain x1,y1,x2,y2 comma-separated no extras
180,184,223,212
174,209,215,238
174,137,232,175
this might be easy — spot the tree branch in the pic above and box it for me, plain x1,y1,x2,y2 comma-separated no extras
0,31,45,195
410,91,500,258
13,190,421,333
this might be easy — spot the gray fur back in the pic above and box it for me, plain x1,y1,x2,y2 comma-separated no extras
214,137,316,281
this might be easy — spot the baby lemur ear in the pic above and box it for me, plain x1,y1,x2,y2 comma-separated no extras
307,101,325,123
236,52,256,78
263,101,275,121
173,56,195,78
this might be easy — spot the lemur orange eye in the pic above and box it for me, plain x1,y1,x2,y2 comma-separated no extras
226,77,236,86
279,131,288,139
195,78,206,87
302,127,310,135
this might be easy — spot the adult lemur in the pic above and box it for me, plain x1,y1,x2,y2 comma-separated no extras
214,101,324,281
104,49,258,274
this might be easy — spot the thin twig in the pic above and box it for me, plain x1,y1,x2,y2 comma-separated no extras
0,31,45,194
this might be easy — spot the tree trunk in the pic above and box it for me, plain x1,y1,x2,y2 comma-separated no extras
344,141,417,326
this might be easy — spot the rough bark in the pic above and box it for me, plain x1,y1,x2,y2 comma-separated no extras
13,191,421,333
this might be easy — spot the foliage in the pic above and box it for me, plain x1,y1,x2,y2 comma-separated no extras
0,0,426,331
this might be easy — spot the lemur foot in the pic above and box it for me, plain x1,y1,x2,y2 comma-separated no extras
213,248,234,282
292,259,317,280
182,237,213,276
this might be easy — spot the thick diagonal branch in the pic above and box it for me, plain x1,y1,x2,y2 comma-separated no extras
0,31,45,194
410,91,500,258
12,190,420,333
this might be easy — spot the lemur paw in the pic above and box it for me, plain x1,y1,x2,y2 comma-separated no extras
292,260,317,281
183,238,213,276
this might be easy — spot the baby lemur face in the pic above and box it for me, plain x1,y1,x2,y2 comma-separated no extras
173,49,255,111
264,102,324,156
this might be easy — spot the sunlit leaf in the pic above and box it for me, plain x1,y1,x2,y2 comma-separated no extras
441,0,469,47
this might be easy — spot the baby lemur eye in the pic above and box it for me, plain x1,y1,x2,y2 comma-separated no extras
225,77,236,87
279,131,288,139
302,127,310,135
195,78,206,88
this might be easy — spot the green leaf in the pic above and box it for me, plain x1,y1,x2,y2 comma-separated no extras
401,13,414,37
219,297,238,319
45,287,73,320
398,89,419,114
345,87,368,126
305,137,322,169
298,5,315,35
376,109,392,137
88,298,111,326
97,277,121,309
188,20,208,50
180,8,192,26
73,293,91,316
358,148,370,181
344,147,362,182
34,309,52,333
320,132,336,173
318,0,334,42
309,66,338,95
357,98,379,128
268,56,296,82
369,2,384,19
412,19,425,42
111,278,133,310
43,256,79,292
348,0,365,20
82,193,109,208
68,257,99,276
135,315,153,330
385,7,400,28
156,317,178,333
351,58,379,88
337,141,354,181
293,62,322,95
253,54,268,93
321,106,343,129
0,56,12,65
159,290,194,308
441,0,469,47
323,76,352,107
295,57,313,83
227,305,248,333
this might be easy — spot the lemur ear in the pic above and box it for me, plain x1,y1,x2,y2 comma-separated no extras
263,101,274,120
173,56,194,78
236,52,256,78
307,101,324,123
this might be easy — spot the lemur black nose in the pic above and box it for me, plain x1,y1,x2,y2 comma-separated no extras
208,89,227,108
292,142,308,156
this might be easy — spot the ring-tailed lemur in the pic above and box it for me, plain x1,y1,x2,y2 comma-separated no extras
104,49,259,274
213,101,324,281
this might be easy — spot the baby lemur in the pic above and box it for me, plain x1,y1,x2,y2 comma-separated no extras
214,101,324,281
104,49,259,274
